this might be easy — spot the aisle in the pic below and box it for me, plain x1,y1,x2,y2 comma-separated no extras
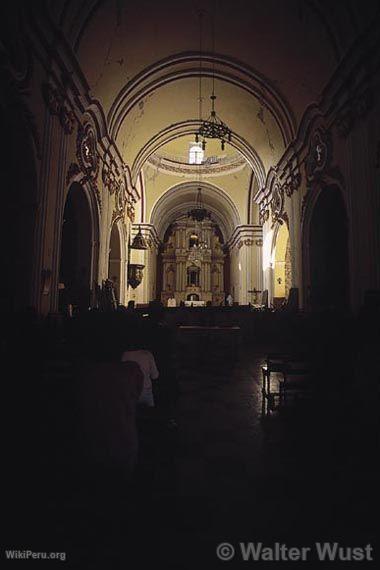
131,345,376,569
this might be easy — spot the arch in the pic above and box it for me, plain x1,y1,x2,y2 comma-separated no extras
303,183,350,311
187,293,200,302
108,222,122,304
131,120,266,189
107,219,127,305
108,53,296,145
150,181,241,242
58,182,97,312
187,266,200,287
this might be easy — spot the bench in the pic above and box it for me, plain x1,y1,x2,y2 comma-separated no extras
261,353,312,415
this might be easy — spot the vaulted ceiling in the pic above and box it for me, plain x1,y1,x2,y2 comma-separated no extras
45,0,378,197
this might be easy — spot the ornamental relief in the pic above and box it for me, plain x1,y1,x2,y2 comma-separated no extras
111,184,129,225
237,238,257,249
283,171,301,198
71,123,102,210
116,181,127,211
102,163,119,195
305,129,331,184
42,82,75,134
102,162,134,223
77,123,99,179
111,210,122,227
259,166,300,227
88,179,102,210
65,160,102,211
126,199,135,223
270,183,284,226
66,162,81,185
259,205,270,225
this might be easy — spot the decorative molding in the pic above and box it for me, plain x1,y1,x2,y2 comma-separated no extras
111,208,124,226
110,180,129,227
102,162,119,195
76,123,99,178
133,223,161,249
126,197,136,222
226,224,263,249
259,203,270,225
60,105,75,134
305,128,331,184
270,181,285,226
42,82,62,115
42,81,75,134
66,162,81,185
73,122,102,210
147,151,246,178
237,238,256,249
88,178,101,211
283,171,302,197
259,157,301,224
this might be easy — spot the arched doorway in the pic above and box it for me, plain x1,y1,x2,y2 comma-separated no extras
59,183,92,312
308,186,349,311
187,266,200,287
108,223,122,304
187,293,200,301
273,223,291,308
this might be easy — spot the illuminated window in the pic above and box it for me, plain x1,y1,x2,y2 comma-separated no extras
189,143,204,165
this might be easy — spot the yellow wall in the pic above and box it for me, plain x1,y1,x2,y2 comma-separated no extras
143,163,252,228
274,224,289,298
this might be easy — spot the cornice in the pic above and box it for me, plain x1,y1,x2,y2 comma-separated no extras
132,223,161,249
226,225,263,250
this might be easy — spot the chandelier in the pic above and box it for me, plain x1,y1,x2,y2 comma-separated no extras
188,187,211,223
196,94,232,151
195,12,232,152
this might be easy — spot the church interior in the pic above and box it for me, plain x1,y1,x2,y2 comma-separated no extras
1,0,379,567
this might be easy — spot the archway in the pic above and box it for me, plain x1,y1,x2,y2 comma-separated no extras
108,223,122,304
308,186,349,311
187,293,200,301
187,266,200,287
273,223,291,308
59,183,92,312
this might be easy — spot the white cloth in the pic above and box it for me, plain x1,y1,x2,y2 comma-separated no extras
167,297,176,307
226,294,233,306
121,350,159,407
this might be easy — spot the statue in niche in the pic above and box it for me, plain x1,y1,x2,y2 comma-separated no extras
166,237,174,252
166,265,175,291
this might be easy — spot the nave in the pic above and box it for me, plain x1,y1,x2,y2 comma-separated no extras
3,309,377,568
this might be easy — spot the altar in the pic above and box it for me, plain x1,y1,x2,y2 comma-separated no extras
184,300,205,307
